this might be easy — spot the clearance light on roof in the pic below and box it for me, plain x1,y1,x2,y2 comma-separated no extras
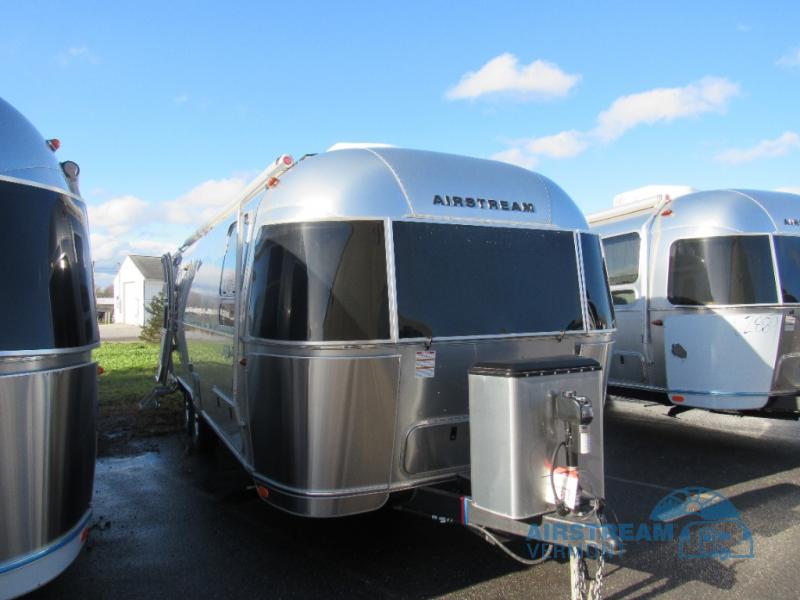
46,138,60,151
661,209,673,217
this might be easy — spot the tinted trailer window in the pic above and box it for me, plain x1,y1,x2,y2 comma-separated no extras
0,180,97,350
392,222,584,338
774,236,800,303
249,220,390,341
668,235,777,306
580,233,615,330
602,232,640,286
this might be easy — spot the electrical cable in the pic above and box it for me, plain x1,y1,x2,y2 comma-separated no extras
464,523,553,566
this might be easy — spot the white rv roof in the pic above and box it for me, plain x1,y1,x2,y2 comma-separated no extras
590,188,800,237
0,97,70,193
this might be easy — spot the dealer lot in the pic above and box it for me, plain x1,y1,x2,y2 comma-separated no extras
28,398,800,599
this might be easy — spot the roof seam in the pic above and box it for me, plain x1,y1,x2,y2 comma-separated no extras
362,148,415,216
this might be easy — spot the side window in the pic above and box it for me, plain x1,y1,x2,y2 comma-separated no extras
219,222,237,297
602,233,640,286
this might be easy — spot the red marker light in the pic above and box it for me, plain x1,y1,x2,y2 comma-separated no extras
80,527,90,544
661,209,673,217
282,155,293,166
256,485,270,500
267,177,280,188
672,395,685,403
651,319,664,326
97,365,105,375
46,139,61,152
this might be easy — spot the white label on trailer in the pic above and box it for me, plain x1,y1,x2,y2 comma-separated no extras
786,315,796,332
546,467,579,510
415,351,436,378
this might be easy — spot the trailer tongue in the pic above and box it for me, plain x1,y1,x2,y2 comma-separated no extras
395,356,620,599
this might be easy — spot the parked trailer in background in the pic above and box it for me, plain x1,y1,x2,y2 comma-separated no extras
155,145,619,592
0,98,98,599
589,187,800,417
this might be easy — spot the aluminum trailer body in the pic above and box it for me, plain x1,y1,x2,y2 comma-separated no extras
0,98,98,599
590,188,800,416
159,146,616,520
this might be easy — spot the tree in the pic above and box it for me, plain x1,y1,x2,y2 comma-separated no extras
140,292,166,343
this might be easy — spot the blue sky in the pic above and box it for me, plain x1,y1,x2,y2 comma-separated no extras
2,1,799,285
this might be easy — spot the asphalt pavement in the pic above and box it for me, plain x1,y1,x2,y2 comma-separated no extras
27,398,800,599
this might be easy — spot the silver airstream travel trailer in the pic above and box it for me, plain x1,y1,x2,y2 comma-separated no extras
158,146,619,581
0,99,97,599
590,187,800,417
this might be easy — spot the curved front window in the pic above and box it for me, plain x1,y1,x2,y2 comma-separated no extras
248,220,390,341
774,236,800,303
580,233,615,330
668,235,777,306
0,179,98,351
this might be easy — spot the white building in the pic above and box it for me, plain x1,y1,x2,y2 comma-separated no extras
113,255,164,326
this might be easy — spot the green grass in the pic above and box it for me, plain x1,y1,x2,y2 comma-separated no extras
93,341,163,406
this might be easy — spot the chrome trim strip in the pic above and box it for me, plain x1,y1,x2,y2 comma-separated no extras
0,509,91,574
0,342,100,358
385,218,399,342
0,174,78,201
251,472,389,497
668,388,767,397
575,231,590,333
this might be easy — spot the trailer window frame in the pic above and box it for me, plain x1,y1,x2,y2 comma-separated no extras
390,220,589,340
667,234,779,307
773,234,800,305
247,218,392,343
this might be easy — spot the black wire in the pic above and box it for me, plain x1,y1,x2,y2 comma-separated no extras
549,441,568,514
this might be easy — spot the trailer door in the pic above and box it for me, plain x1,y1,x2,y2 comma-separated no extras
663,235,780,410
664,312,779,410
156,253,175,385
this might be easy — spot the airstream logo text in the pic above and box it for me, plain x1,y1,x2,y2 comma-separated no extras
785,218,800,226
433,195,535,213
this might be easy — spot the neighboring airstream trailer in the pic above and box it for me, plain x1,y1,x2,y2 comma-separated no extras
589,187,800,417
157,146,618,579
0,99,98,599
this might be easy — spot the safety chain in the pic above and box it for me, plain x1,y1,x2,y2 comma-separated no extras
569,547,605,600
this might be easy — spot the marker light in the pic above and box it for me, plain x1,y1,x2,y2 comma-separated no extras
282,155,293,166
672,395,685,403
661,209,673,217
256,485,270,499
46,139,61,151
267,177,280,188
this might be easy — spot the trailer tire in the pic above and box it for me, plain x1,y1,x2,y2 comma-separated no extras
183,391,194,437
191,406,214,452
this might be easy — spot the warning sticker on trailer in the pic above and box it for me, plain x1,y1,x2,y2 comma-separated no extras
545,467,579,510
786,315,796,332
415,351,436,378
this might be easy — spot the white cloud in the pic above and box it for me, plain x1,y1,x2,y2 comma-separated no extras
162,177,248,224
716,131,800,164
777,48,800,68
594,77,740,142
524,130,588,158
56,46,100,67
88,195,150,235
776,187,800,194
491,76,739,168
490,147,539,170
447,53,580,101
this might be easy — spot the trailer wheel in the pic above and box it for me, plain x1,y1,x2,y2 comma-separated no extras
191,406,214,452
183,391,194,437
